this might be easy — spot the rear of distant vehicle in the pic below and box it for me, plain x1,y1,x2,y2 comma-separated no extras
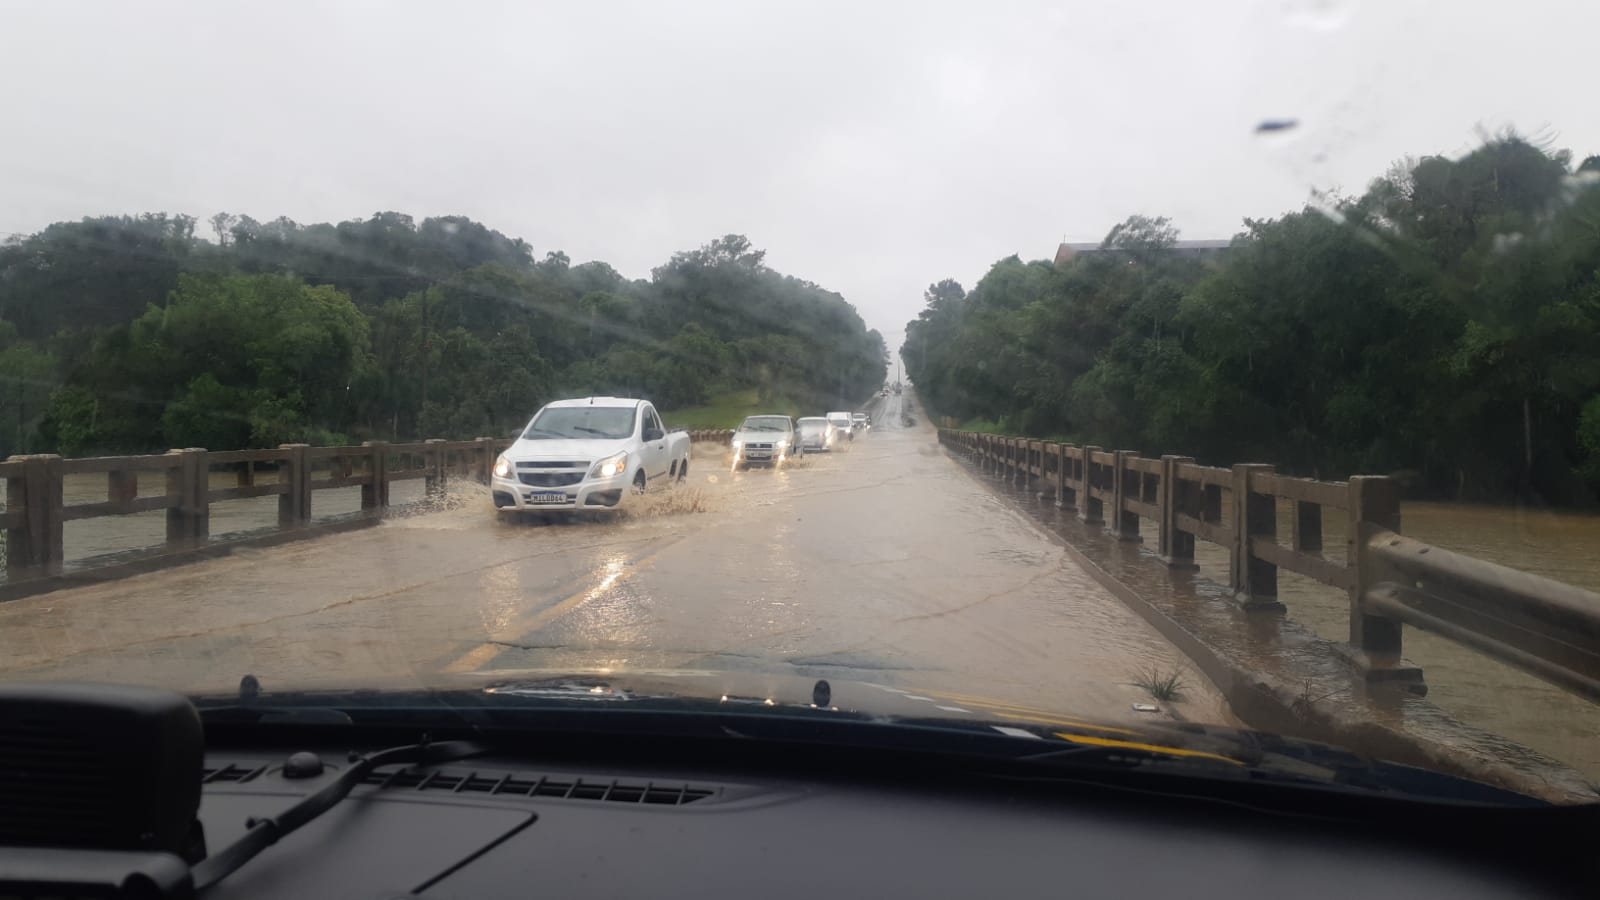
796,417,833,452
826,411,854,441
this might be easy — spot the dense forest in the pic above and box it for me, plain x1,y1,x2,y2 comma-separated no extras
0,216,886,456
904,136,1600,504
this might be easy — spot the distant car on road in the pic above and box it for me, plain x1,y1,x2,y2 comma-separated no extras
491,397,689,515
731,415,798,469
852,412,870,431
795,416,835,452
826,411,855,441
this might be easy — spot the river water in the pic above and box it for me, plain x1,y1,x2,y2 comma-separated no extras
1178,500,1600,781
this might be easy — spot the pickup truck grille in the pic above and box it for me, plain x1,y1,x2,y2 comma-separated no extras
520,472,584,487
516,460,587,469
744,442,775,451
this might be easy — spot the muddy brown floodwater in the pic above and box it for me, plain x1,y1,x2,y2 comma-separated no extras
1145,489,1600,781
8,396,1599,783
0,393,1233,736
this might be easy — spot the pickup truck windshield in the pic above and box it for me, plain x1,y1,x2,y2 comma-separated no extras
524,407,637,440
739,417,791,432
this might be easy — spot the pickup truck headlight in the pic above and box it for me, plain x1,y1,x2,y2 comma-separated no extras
589,451,628,479
775,438,789,449
731,440,743,451
493,455,513,478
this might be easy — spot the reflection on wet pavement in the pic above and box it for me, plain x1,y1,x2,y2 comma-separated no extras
0,394,1231,728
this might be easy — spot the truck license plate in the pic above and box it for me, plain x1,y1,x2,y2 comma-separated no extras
529,492,567,504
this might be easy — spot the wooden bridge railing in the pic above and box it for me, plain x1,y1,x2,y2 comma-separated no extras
938,428,1600,704
3,437,517,581
682,430,735,444
2,430,739,585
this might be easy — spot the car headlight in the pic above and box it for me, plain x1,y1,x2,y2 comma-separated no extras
776,438,789,448
731,440,743,450
589,450,628,479
493,455,513,478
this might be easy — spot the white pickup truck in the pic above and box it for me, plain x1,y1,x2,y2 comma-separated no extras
491,397,691,514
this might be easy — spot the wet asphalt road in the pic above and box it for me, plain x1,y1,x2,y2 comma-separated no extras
0,393,1229,726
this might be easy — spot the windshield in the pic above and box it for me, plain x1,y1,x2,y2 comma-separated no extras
6,1,1600,808
738,417,791,432
524,406,636,440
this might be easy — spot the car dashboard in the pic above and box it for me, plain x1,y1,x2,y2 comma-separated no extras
191,746,1584,899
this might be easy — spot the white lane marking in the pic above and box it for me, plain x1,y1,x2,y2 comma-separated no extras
992,726,1042,739
868,685,909,694
904,695,934,701
936,705,971,713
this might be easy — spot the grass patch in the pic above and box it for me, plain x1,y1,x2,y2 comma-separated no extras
662,389,804,430
1130,665,1188,702
960,417,1008,434
955,417,1077,443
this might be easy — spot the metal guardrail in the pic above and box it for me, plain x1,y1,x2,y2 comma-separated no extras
938,428,1600,703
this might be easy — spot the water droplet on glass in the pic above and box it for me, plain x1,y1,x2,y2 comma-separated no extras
1255,119,1299,134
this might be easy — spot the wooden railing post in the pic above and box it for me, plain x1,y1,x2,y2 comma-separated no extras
474,437,495,484
1347,475,1420,683
1039,443,1057,504
5,454,64,578
165,448,208,548
1159,456,1197,568
425,438,448,496
277,443,311,528
1111,450,1141,541
1052,443,1069,510
1079,446,1104,525
1164,454,1203,566
362,441,389,513
1232,463,1283,611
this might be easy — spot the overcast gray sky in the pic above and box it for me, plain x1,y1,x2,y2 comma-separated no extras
4,1,1596,365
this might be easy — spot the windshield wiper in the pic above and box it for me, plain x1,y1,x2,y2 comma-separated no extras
571,426,615,436
524,427,565,439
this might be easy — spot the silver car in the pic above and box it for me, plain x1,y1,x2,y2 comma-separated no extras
796,416,835,452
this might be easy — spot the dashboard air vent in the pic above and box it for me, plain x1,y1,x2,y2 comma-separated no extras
361,765,718,806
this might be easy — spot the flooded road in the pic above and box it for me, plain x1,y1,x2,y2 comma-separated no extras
0,393,1230,730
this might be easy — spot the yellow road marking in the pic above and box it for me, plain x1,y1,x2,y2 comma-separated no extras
1054,732,1245,765
443,641,507,674
439,542,671,674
